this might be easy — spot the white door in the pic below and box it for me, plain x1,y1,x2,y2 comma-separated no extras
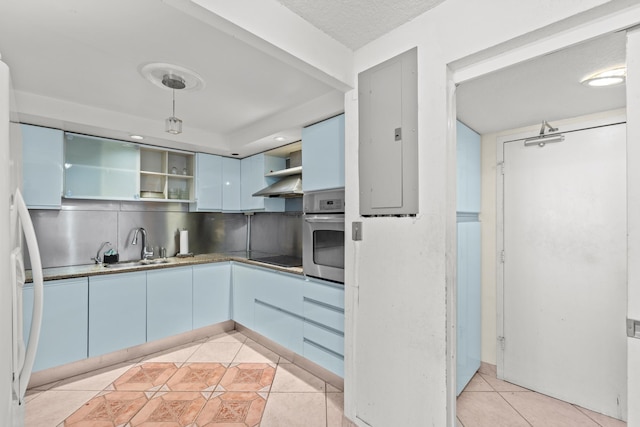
501,123,627,420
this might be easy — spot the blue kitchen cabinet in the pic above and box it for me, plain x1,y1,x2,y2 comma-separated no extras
191,153,222,212
456,221,481,395
231,263,259,328
193,263,232,329
252,266,305,354
302,114,345,192
240,153,285,212
456,121,481,213
22,277,88,371
222,157,241,211
302,278,345,376
21,124,64,209
147,266,193,341
88,272,147,357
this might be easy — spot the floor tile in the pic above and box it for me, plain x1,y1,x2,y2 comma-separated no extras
462,373,494,392
457,416,464,427
130,391,207,426
478,363,497,378
112,362,179,392
270,364,325,393
197,391,266,426
456,391,530,427
187,341,243,364
326,392,344,427
500,391,600,427
25,389,43,403
231,340,280,364
326,383,343,393
143,342,203,364
166,363,227,392
260,392,327,427
52,361,134,391
479,373,529,392
64,390,147,426
575,405,626,427
217,363,276,392
25,390,99,427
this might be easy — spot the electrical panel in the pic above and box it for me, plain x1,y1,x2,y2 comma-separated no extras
358,47,418,216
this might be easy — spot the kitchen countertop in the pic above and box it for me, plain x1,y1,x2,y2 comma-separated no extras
25,252,304,283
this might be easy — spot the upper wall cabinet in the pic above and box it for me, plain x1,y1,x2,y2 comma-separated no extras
140,147,194,202
190,153,222,211
456,121,481,213
302,114,345,192
222,157,241,211
21,124,64,209
241,153,285,212
64,133,140,201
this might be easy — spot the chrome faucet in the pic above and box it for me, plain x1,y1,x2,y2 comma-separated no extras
92,241,111,264
132,227,154,260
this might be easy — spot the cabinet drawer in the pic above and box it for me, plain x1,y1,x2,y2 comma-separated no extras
303,280,344,309
303,299,344,332
254,300,303,355
303,339,344,377
303,321,343,356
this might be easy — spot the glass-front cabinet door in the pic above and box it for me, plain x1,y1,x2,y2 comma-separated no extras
64,133,140,200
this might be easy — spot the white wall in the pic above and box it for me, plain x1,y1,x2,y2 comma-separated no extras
342,1,624,425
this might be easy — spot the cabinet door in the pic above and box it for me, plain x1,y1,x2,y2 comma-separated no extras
22,277,88,371
64,133,140,200
254,300,303,354
88,272,147,357
456,221,481,395
21,124,63,209
147,267,193,341
252,267,304,317
192,153,222,211
222,157,241,211
193,263,231,329
240,154,285,212
302,114,345,192
456,121,481,213
231,263,257,328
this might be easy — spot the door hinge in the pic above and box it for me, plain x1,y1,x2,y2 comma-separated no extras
628,318,640,339
498,336,505,350
500,250,505,263
498,161,505,175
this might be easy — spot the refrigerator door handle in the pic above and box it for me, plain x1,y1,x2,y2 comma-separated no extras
13,189,44,401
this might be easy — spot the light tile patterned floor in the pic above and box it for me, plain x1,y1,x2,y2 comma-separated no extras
24,331,343,427
456,365,627,427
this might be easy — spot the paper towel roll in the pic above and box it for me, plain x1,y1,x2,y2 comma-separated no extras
179,229,189,255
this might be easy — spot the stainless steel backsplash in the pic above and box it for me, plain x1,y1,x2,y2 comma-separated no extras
27,199,302,268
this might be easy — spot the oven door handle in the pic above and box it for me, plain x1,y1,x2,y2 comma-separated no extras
304,216,345,223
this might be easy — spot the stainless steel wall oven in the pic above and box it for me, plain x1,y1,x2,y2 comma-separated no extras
303,188,345,284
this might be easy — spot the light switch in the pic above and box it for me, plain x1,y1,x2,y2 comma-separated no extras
352,222,363,241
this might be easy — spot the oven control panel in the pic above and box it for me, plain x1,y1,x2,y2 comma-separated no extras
303,188,345,214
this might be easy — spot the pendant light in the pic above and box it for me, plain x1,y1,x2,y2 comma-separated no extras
162,74,186,135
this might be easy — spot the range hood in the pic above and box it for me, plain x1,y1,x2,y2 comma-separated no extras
252,173,302,198
253,150,303,198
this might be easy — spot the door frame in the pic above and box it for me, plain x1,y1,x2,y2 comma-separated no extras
446,4,640,425
495,112,627,378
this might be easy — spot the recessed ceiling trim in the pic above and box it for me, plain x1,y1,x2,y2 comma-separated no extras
139,62,205,91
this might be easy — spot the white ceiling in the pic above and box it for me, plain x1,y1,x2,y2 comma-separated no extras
457,31,627,135
276,0,446,50
0,0,628,157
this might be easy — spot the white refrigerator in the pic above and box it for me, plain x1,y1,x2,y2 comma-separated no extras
0,56,44,426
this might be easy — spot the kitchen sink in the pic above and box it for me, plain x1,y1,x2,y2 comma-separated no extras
104,259,170,269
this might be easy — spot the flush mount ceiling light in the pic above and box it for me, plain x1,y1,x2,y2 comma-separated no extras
130,135,144,140
274,136,287,142
163,74,184,135
581,66,626,87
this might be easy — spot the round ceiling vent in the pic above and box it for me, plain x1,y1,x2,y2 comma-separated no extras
139,62,205,91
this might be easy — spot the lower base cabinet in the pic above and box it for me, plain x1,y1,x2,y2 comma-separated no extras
193,263,231,329
254,300,304,354
147,266,193,342
23,277,88,371
89,272,147,357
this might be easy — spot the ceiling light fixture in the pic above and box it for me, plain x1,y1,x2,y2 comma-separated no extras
274,136,287,142
163,74,186,135
130,135,144,140
581,66,626,87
